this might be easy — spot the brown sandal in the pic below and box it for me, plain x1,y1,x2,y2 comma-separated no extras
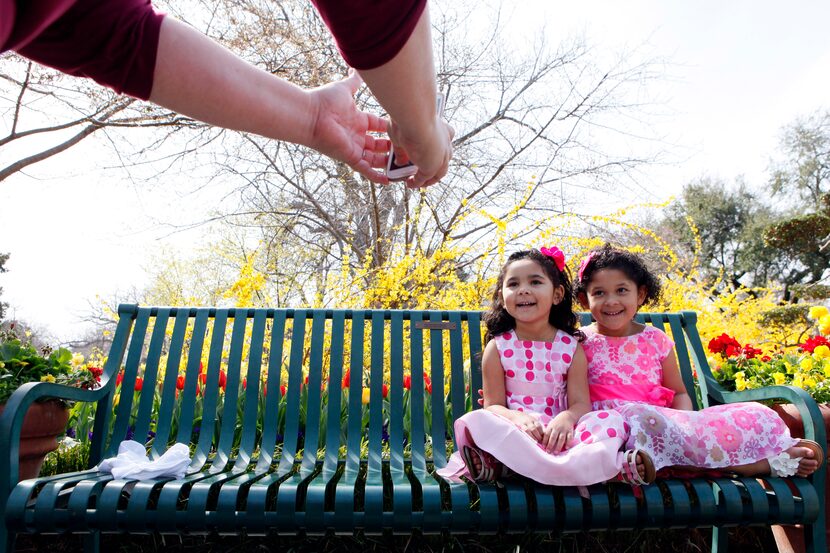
609,449,656,485
796,439,825,471
462,446,503,482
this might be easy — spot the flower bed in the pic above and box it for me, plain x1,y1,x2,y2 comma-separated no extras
710,306,830,403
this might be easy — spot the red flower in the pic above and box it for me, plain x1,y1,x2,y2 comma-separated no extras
176,375,185,390
801,335,830,354
218,370,227,390
761,355,771,362
88,366,103,382
342,369,351,389
741,345,763,359
242,378,247,390
707,333,742,357
382,383,389,398
116,371,124,387
280,384,287,396
134,377,144,391
199,373,207,386
403,375,411,390
424,374,432,394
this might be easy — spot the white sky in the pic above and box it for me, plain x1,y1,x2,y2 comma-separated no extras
1,0,829,342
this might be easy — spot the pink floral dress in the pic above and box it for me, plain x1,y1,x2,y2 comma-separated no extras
438,329,629,486
582,325,798,470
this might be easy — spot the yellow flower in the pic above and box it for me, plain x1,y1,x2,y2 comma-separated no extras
361,388,371,405
800,358,814,371
809,306,829,320
820,315,830,336
813,345,830,360
824,365,830,378
805,376,818,388
40,374,56,383
793,374,804,388
735,377,747,391
773,372,786,385
785,361,796,374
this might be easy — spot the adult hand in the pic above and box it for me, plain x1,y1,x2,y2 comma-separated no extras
387,117,454,189
308,71,391,184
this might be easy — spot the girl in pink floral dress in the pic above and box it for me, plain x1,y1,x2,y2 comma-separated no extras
574,244,823,477
438,248,655,486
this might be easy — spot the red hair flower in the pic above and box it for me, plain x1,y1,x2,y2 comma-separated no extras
539,246,566,271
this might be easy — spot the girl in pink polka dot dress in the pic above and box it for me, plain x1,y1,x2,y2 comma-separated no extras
574,244,823,478
438,248,655,486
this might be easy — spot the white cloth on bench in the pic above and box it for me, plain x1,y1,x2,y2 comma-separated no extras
97,440,190,480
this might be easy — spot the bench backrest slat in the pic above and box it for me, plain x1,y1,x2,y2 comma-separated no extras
255,309,287,471
322,311,347,476
301,310,327,476
428,311,449,468
107,307,150,456
175,308,209,448
199,309,229,469
344,312,365,476
408,311,428,474
279,310,307,474
153,308,191,456
236,308,269,468
134,307,170,448
389,311,406,473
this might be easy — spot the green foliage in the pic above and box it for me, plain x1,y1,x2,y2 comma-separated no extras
791,283,830,301
0,252,8,321
41,440,91,475
0,326,101,404
661,178,778,288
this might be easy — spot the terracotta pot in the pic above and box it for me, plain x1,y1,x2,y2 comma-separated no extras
769,403,830,553
0,400,70,481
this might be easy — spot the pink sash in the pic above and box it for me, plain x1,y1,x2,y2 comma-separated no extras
590,383,675,407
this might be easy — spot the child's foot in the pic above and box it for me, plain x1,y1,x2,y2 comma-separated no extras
461,446,503,482
610,449,656,485
745,439,825,478
784,440,823,477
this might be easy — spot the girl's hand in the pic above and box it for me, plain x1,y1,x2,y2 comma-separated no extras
542,415,575,453
511,412,544,442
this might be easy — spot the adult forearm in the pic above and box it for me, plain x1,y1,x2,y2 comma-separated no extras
149,17,313,145
357,6,439,146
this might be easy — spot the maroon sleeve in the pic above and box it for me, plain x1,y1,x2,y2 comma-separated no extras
311,0,427,70
16,0,165,100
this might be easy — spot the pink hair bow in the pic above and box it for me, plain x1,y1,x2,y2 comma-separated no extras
577,252,596,282
539,246,566,271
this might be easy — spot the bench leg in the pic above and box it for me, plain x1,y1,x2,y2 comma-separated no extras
805,521,828,553
83,531,100,553
0,526,15,553
711,526,728,553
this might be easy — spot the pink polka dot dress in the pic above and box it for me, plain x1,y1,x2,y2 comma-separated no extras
438,330,630,486
582,325,798,471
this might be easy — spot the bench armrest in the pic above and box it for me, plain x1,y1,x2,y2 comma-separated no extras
0,380,114,500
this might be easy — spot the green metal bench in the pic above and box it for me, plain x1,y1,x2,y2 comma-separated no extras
0,305,826,551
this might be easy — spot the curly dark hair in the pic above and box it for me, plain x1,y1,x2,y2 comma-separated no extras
483,249,583,342
572,243,661,305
